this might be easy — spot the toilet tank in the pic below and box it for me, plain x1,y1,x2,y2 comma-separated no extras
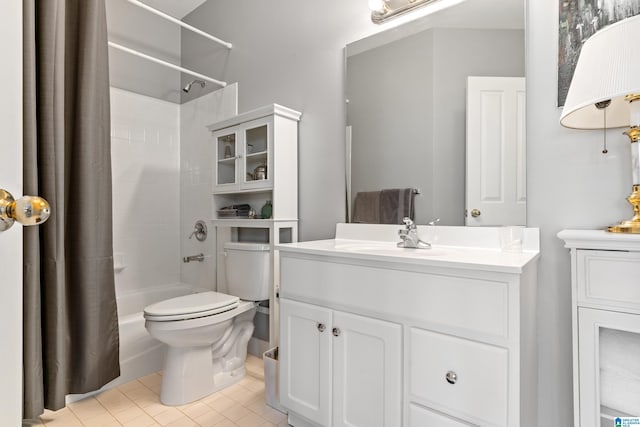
223,242,271,301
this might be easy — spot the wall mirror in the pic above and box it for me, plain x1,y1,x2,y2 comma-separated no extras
346,0,525,226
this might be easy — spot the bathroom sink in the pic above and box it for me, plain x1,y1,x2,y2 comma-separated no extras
334,241,447,257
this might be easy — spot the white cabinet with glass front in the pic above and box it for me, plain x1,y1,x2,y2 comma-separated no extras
558,230,640,427
207,104,301,352
208,104,300,211
212,117,271,192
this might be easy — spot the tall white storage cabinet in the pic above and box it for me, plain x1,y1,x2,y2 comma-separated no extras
207,104,301,350
558,230,640,427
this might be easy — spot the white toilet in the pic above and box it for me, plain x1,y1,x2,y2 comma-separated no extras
143,242,270,406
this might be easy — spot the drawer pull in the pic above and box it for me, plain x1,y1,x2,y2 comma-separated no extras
332,327,341,337
445,371,458,385
317,323,326,333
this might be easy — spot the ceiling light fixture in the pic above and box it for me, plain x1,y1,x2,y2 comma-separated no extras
370,0,462,24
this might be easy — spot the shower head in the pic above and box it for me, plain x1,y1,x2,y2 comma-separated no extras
183,79,206,93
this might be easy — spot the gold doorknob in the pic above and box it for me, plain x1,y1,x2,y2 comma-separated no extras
470,209,481,218
0,189,51,232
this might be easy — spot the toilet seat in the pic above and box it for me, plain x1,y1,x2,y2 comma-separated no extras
144,291,239,322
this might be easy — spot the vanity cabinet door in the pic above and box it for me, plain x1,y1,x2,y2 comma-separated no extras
280,299,332,427
408,403,474,427
332,311,402,427
280,299,403,427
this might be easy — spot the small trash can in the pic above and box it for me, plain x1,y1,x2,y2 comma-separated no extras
263,347,287,414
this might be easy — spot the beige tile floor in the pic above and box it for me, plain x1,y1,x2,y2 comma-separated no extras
23,355,288,427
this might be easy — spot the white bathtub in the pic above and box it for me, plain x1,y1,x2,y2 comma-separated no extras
67,283,202,403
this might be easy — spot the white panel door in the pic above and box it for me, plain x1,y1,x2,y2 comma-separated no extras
279,299,333,426
332,311,402,427
0,2,24,424
466,76,526,226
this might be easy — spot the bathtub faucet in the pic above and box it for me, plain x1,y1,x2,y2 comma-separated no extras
182,253,205,263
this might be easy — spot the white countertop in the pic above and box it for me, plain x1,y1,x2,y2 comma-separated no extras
558,229,640,251
278,224,540,274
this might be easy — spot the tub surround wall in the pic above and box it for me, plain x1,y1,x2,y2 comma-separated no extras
110,87,181,297
180,84,238,291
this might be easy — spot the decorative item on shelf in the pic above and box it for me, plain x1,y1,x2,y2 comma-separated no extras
224,143,232,158
248,208,256,219
261,200,272,219
217,204,252,218
253,164,267,180
560,15,640,234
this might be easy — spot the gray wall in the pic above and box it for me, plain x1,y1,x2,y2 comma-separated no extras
181,0,376,241
347,28,524,225
105,0,636,424
181,2,621,424
528,2,633,425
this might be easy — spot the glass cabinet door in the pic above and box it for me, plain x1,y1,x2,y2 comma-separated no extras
216,132,237,186
244,123,269,185
578,307,640,427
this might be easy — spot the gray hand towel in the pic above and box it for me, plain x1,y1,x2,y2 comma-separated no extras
352,191,381,223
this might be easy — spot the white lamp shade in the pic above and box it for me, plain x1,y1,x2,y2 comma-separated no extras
560,14,640,130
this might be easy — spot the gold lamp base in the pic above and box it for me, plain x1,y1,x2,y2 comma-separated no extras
608,184,640,233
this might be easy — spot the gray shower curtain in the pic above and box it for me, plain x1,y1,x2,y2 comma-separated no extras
23,0,120,419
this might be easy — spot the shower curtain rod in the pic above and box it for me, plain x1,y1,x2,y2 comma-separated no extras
108,41,227,87
125,0,232,49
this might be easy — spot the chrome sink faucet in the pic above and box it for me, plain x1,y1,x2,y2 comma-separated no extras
397,217,432,249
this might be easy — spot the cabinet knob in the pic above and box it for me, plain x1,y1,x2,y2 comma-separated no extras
317,323,326,333
470,209,481,218
332,327,341,337
445,371,458,385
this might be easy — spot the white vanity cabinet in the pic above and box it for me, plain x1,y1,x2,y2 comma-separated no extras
558,230,640,427
279,298,402,427
278,225,540,427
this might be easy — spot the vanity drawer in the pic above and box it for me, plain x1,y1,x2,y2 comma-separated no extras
577,250,640,310
409,327,508,427
280,255,510,341
408,404,473,427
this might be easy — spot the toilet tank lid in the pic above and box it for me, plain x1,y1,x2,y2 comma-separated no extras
223,242,270,252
